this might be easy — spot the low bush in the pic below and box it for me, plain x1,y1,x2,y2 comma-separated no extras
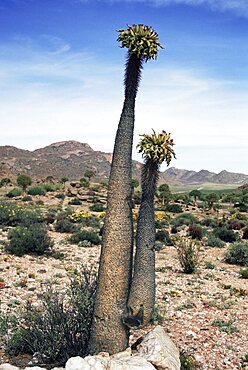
55,193,65,200
242,228,248,240
5,269,96,364
201,218,218,228
214,227,239,243
176,237,200,273
6,188,22,198
80,177,89,188
225,242,248,266
67,211,100,229
188,225,203,240
55,219,78,233
228,219,245,230
0,203,43,227
172,213,198,227
22,195,32,202
155,229,173,245
89,203,105,212
165,204,183,213
42,183,56,192
44,208,58,224
18,209,44,226
171,226,178,234
5,223,53,256
28,186,46,196
69,229,101,246
240,268,248,279
206,234,225,248
0,202,21,226
68,197,82,205
180,351,196,370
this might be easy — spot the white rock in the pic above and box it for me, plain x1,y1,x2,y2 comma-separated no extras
109,356,156,369
24,367,47,370
133,326,180,370
51,368,65,370
65,356,90,370
111,348,131,359
83,355,108,369
0,365,19,370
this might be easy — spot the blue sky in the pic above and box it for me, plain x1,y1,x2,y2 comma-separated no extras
0,0,247,174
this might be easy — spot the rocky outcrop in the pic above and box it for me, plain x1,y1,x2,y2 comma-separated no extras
1,327,180,370
133,326,180,370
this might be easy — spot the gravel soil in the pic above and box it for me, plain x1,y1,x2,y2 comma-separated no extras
0,228,247,369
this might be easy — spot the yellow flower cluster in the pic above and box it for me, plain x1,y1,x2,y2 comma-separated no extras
67,210,92,223
155,211,169,221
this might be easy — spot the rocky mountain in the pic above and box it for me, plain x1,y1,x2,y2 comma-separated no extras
0,141,247,185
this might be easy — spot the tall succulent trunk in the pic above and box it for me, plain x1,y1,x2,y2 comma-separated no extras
127,160,159,325
89,53,142,354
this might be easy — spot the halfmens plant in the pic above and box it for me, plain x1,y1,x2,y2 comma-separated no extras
89,25,163,354
125,130,175,326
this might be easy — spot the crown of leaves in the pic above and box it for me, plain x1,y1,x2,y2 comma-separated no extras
137,130,176,166
117,24,163,61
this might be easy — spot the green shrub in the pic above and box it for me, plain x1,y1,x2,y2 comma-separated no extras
55,193,65,200
28,186,46,196
6,188,22,198
172,213,198,227
204,261,215,269
69,229,101,246
0,178,11,187
80,177,89,188
166,203,183,213
0,202,21,226
6,223,53,256
0,203,43,227
18,209,44,226
188,225,203,240
155,230,173,245
171,225,178,234
89,203,105,212
228,219,245,230
206,234,225,248
201,218,218,228
240,268,248,279
36,200,44,205
211,318,238,334
225,242,248,266
242,228,248,240
55,219,78,233
176,238,200,273
5,269,96,364
44,208,58,224
214,227,239,243
180,351,196,370
68,197,82,205
42,183,56,192
22,195,32,202
155,219,169,229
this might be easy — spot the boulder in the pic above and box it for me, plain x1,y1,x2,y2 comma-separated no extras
132,326,180,370
65,350,156,370
109,356,155,369
0,365,19,370
24,367,47,370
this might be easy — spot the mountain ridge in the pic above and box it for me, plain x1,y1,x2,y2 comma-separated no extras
0,141,247,185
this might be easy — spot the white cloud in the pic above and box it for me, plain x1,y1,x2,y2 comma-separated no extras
89,0,248,17
0,35,247,173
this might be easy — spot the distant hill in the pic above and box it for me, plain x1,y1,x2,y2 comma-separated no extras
0,141,247,185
